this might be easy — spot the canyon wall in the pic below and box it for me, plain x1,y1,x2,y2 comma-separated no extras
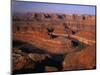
13,13,95,34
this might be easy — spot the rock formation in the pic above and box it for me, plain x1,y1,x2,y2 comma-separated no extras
12,13,96,74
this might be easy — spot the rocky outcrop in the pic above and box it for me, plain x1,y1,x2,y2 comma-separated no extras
63,45,96,70
28,53,50,62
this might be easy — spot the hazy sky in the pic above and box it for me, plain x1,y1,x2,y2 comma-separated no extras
12,1,96,15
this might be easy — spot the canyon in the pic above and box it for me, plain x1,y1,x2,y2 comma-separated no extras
12,12,96,74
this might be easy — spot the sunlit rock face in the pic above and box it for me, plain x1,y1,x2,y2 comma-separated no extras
63,45,96,70
12,13,96,74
